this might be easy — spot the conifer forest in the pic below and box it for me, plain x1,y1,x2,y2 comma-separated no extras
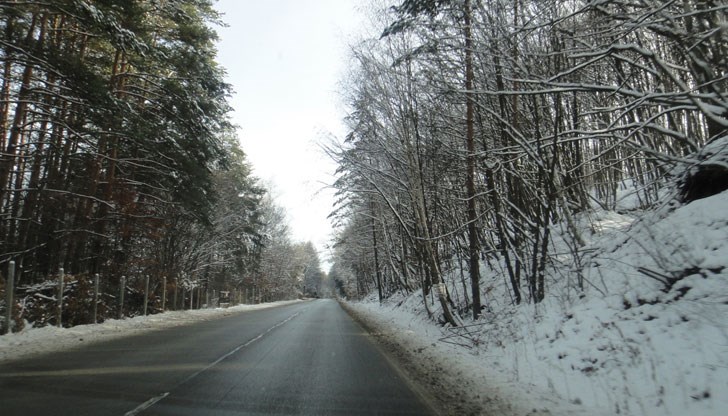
0,0,324,327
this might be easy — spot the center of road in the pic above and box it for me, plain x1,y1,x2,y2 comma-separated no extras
124,310,304,416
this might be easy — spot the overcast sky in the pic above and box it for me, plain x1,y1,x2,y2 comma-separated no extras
214,1,365,264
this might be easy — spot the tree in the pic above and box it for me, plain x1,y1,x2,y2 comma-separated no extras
0,0,235,285
301,242,324,298
329,0,726,321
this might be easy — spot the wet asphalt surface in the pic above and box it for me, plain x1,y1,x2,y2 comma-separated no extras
0,299,435,415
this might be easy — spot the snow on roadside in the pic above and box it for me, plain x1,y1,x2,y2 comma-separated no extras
346,296,609,416
346,190,728,416
0,300,302,364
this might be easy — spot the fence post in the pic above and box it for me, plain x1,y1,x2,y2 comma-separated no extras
4,261,15,335
143,275,150,316
93,273,99,324
173,277,178,311
57,267,64,328
119,276,126,319
161,277,167,312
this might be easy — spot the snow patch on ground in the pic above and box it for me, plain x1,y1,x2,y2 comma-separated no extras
0,300,302,364
346,297,607,416
347,190,728,416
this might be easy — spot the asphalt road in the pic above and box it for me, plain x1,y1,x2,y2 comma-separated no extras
0,299,436,415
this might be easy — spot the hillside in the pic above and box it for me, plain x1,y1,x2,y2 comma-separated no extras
346,141,728,415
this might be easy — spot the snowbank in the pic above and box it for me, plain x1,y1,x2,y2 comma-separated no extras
347,189,728,416
345,296,604,416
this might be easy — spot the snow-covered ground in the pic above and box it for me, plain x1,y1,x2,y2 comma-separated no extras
346,187,728,415
0,300,302,364
345,298,603,416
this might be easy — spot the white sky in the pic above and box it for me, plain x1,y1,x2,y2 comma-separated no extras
213,1,365,264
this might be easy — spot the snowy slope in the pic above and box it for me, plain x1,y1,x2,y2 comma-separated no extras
347,187,728,416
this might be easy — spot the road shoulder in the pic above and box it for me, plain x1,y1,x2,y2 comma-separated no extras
340,300,489,416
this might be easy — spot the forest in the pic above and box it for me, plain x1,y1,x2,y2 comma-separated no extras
0,0,324,331
1,0,725,332
1,1,725,413
327,0,727,325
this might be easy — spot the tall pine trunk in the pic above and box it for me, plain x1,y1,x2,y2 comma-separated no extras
464,0,482,319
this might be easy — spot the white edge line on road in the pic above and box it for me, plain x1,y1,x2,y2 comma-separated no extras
124,310,303,416
124,392,169,416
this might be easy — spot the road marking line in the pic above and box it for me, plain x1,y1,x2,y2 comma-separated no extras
178,311,302,386
125,392,169,416
124,310,303,415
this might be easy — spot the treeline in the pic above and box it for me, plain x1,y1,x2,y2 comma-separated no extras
329,0,726,324
0,0,322,329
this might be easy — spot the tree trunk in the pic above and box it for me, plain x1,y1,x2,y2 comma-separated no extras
371,200,383,303
463,0,482,320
